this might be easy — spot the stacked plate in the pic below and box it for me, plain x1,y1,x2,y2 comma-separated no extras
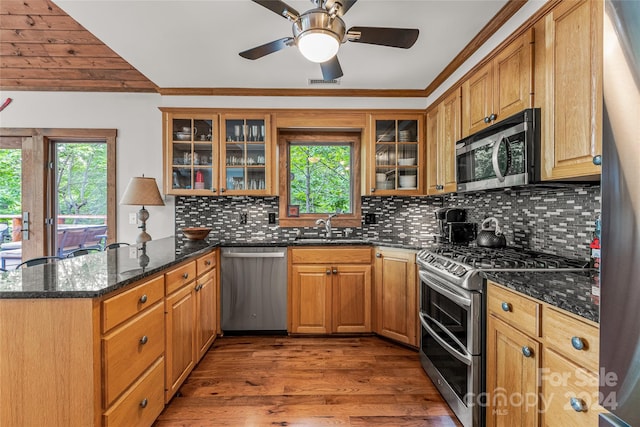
399,130,413,142
399,175,417,188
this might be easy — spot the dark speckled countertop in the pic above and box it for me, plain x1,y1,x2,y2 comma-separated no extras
481,270,600,323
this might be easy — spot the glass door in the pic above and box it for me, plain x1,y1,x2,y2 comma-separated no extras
0,137,24,269
222,116,268,194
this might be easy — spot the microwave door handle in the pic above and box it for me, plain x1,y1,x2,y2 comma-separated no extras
491,135,510,182
419,312,473,366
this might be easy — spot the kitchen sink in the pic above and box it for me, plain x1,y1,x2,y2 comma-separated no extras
294,238,367,245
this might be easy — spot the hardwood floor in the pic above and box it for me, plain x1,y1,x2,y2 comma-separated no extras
154,335,461,427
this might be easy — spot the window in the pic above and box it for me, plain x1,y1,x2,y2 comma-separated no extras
278,131,361,227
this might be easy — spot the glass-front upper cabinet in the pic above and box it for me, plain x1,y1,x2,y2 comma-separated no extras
369,114,424,195
221,114,270,194
163,112,219,195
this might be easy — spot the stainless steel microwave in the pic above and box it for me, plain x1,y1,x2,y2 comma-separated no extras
456,108,540,192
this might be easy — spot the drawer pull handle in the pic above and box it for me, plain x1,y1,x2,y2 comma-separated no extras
139,335,148,345
182,273,189,279
571,336,585,350
205,260,212,266
521,346,533,358
570,397,586,412
140,398,148,409
501,302,511,312
139,294,148,304
195,284,202,291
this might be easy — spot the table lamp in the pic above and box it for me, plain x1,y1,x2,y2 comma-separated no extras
120,176,165,243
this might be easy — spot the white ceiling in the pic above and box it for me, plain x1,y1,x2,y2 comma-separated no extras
54,0,509,90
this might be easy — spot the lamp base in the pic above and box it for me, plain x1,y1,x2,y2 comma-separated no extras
136,231,152,244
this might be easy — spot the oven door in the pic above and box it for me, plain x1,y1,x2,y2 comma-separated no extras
419,269,483,427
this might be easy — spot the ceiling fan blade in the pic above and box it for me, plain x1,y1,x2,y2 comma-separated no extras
320,56,343,80
347,27,419,49
239,37,295,60
252,0,299,20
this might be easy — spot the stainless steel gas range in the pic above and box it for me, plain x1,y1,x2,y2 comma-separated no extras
416,245,589,427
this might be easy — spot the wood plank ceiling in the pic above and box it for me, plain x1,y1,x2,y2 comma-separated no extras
0,0,157,92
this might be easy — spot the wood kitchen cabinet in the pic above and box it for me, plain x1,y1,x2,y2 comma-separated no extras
426,88,460,195
486,281,603,426
373,247,418,347
164,250,219,402
368,114,424,195
534,0,602,180
462,28,533,137
221,113,272,195
289,247,372,334
162,111,219,195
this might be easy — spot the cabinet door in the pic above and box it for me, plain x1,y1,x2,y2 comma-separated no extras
374,249,417,346
439,89,460,193
493,29,533,123
290,265,332,334
165,284,196,402
164,112,218,195
220,114,270,195
486,315,540,427
425,105,440,195
195,268,217,361
462,61,493,137
535,0,602,180
332,264,372,333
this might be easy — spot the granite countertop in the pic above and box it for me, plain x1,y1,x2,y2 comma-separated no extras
0,237,216,299
481,270,600,323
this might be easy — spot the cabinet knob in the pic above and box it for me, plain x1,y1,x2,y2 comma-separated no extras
182,273,189,279
436,185,444,191
220,188,226,193
332,269,338,274
376,253,381,258
592,155,602,166
139,294,148,304
570,397,586,412
571,336,585,350
205,260,211,266
489,113,497,122
139,335,148,345
211,188,217,193
326,269,331,275
484,116,491,124
370,188,375,193
140,398,148,409
521,346,533,358
501,302,511,312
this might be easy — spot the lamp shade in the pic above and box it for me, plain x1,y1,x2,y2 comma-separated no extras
120,177,165,206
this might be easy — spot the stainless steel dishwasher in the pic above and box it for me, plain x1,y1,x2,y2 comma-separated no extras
220,247,287,333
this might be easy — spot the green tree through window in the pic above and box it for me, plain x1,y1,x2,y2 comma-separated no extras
289,144,351,214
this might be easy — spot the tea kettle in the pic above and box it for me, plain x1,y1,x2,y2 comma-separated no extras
476,217,507,248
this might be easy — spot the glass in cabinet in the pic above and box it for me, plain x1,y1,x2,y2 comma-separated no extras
166,114,218,194
222,115,268,193
371,116,422,194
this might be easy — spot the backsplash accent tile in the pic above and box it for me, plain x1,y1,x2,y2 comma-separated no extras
175,184,600,261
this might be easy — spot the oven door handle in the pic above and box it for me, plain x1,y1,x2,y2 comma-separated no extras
419,270,471,308
420,312,473,366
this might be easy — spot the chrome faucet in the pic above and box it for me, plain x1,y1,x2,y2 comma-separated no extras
315,212,339,238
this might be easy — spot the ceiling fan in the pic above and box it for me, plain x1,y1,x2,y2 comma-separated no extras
239,0,419,80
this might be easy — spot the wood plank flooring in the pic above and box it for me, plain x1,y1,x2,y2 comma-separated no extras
154,335,461,427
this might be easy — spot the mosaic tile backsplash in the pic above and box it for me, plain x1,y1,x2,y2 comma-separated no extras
175,184,600,261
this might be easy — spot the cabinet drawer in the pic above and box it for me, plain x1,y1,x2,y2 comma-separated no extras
542,348,604,427
290,247,371,264
196,251,216,276
103,356,165,427
165,261,196,294
103,302,165,407
487,282,540,337
102,275,165,333
543,307,599,373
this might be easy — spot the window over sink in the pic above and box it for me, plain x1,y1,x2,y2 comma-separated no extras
278,131,361,228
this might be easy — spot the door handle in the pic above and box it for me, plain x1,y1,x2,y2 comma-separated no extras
22,211,29,240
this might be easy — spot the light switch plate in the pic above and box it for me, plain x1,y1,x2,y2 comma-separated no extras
129,246,137,258
129,213,137,224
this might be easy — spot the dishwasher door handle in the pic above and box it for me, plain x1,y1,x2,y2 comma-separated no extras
222,252,285,258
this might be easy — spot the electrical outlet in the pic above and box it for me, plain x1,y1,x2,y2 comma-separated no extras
239,213,248,224
129,212,137,224
364,213,377,224
129,246,137,259
268,212,276,224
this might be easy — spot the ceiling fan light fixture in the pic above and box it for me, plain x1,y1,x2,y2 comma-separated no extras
297,30,340,63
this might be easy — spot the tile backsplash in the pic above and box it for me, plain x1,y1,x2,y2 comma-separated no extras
175,184,600,261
